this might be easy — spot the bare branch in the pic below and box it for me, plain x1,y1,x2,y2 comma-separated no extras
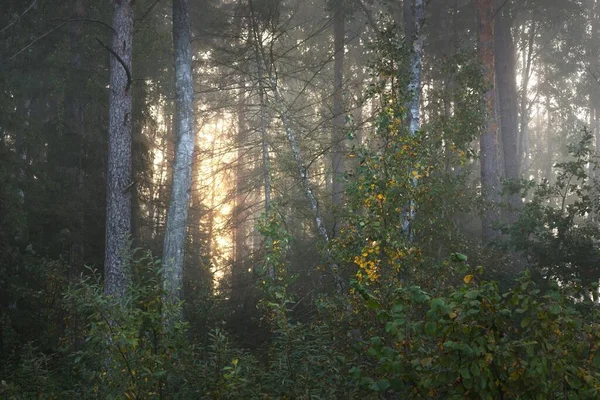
52,18,116,34
6,22,66,62
355,0,381,36
0,0,38,35
96,37,133,92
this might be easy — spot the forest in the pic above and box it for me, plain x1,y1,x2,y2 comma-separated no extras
1,0,600,398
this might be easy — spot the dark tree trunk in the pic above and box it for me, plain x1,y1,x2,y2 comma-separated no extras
162,0,196,308
476,0,501,241
104,0,134,299
65,0,87,281
494,1,521,222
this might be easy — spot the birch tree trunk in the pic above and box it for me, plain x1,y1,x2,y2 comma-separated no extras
402,0,424,238
162,0,195,308
494,1,521,222
476,0,501,241
104,0,134,299
271,77,345,295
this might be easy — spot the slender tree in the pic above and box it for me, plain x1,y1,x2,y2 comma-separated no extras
162,0,196,308
401,0,424,238
104,0,134,298
494,0,521,221
476,0,501,241
331,0,345,233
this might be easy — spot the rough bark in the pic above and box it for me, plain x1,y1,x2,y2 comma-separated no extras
104,0,134,299
476,0,501,241
331,0,345,230
494,1,521,222
162,0,195,307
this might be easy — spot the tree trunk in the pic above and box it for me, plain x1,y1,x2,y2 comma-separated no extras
162,0,195,308
248,0,275,278
331,0,345,233
271,77,345,295
494,0,521,222
519,20,536,174
476,0,501,241
65,0,87,281
104,0,134,299
589,0,600,182
402,0,424,239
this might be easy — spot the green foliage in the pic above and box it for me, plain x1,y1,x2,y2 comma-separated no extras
58,250,189,399
350,270,600,399
503,130,600,296
336,32,482,292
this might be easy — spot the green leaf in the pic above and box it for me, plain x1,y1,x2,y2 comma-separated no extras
450,253,468,262
377,379,391,391
460,365,471,379
424,321,437,335
521,317,532,328
549,304,561,315
367,298,382,310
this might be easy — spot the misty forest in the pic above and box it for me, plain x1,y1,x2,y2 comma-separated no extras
2,0,600,398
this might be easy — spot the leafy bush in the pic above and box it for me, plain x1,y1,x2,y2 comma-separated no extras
349,264,600,399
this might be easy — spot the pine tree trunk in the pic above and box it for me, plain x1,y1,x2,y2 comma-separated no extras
104,0,134,299
519,21,535,173
494,1,521,222
476,0,501,241
162,0,195,308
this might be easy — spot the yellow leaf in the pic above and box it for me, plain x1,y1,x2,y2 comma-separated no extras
463,275,474,284
449,312,457,319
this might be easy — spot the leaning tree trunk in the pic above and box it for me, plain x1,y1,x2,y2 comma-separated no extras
162,0,195,309
272,78,345,295
104,0,134,299
476,0,501,242
494,1,521,223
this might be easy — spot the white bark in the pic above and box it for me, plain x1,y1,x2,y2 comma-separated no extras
270,77,344,295
402,0,424,239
